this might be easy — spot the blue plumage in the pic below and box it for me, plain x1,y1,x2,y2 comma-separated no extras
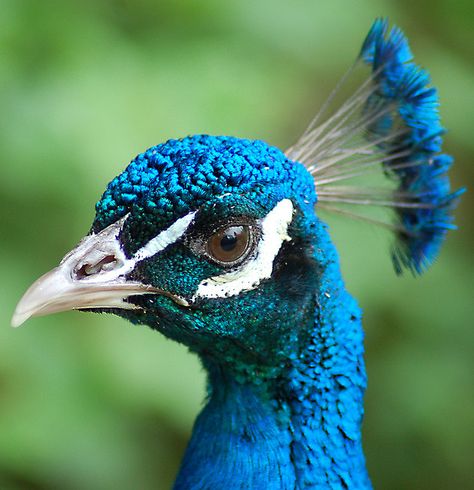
359,18,463,273
12,19,461,489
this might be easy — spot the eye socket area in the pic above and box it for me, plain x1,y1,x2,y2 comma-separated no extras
206,225,254,265
184,212,260,268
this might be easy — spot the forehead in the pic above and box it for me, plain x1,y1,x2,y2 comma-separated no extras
93,135,313,232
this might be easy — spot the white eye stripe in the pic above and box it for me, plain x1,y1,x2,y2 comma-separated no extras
68,211,197,286
192,199,294,300
133,211,197,262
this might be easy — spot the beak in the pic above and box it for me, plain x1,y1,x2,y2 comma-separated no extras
11,216,160,328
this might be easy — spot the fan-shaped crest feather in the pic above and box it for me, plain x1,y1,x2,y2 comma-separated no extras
286,18,463,274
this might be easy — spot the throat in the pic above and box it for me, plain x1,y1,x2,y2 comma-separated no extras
174,369,295,490
174,289,371,490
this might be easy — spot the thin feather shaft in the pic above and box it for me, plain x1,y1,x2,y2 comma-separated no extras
318,196,435,209
317,203,411,234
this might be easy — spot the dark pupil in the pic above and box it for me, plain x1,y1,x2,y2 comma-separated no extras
220,228,241,252
207,224,250,264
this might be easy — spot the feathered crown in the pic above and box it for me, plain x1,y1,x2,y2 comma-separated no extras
286,19,463,274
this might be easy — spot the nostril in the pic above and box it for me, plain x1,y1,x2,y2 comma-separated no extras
75,255,118,279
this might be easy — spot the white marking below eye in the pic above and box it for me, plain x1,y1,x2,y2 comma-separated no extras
193,198,294,300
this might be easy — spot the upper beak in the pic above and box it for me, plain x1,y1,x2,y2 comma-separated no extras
11,216,159,328
11,265,158,328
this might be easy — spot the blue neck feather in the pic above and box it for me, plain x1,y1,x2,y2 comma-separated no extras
174,368,295,490
174,223,371,489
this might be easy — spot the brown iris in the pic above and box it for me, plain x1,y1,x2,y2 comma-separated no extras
207,225,251,264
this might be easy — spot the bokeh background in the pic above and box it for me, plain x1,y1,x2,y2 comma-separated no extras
0,0,472,489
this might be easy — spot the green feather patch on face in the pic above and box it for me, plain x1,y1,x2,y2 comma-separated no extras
125,233,318,384
129,242,222,298
117,199,320,382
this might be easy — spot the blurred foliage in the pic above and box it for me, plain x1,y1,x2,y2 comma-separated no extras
0,0,472,489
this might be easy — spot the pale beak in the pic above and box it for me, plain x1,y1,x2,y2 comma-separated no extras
11,216,160,328
11,265,159,328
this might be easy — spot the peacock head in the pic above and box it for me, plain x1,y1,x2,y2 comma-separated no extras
13,19,461,382
12,135,323,380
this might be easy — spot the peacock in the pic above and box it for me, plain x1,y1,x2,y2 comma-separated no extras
12,19,461,489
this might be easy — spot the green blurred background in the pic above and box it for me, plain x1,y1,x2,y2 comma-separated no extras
0,0,472,489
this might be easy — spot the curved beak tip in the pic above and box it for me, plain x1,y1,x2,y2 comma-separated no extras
11,284,50,328
11,310,29,328
10,268,63,328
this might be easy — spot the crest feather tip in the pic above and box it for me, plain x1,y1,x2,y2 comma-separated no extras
287,18,462,274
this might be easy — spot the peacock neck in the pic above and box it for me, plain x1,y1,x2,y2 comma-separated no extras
174,221,371,489
174,366,296,490
174,289,371,489
285,281,372,489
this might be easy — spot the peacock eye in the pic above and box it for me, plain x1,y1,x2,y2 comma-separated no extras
206,225,253,265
